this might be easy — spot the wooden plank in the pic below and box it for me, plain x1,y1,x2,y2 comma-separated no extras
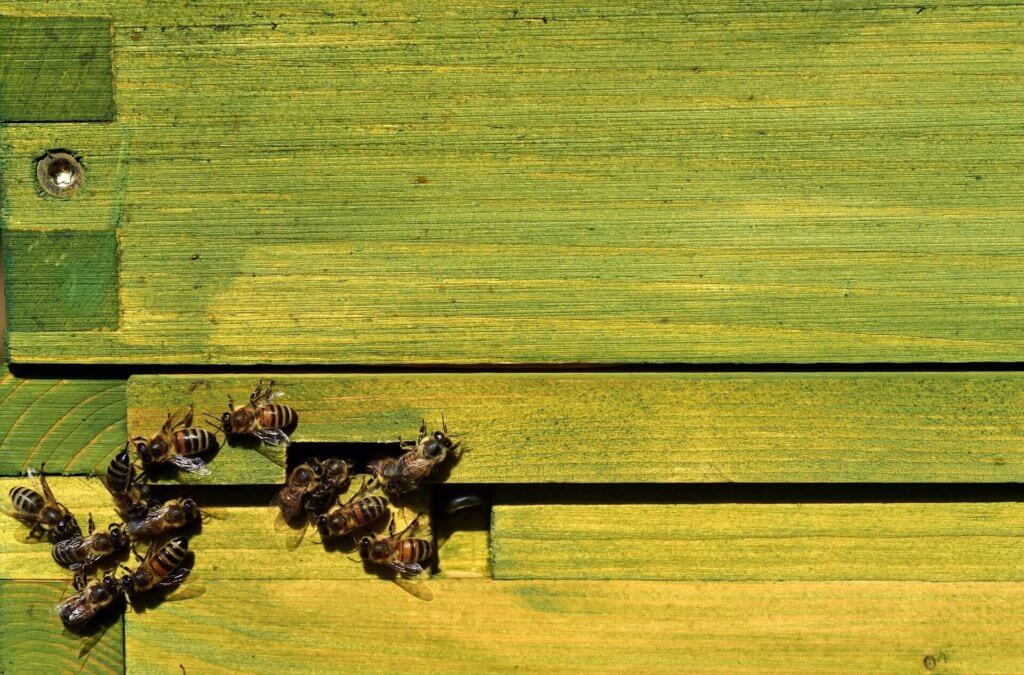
0,478,432,581
492,503,1024,581
2,1,1023,363
0,369,126,477
0,16,114,122
124,579,1024,672
0,580,124,675
130,372,1024,483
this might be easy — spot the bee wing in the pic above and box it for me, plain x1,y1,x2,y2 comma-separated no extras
126,505,166,538
254,428,290,447
156,566,193,589
162,580,207,603
169,455,211,476
199,507,228,521
285,520,309,551
1,505,46,527
386,560,425,578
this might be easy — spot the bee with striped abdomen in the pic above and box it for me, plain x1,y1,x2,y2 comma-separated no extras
3,467,81,542
369,417,459,495
212,380,297,446
103,445,151,520
126,498,200,539
273,460,325,521
120,536,192,597
316,481,389,540
132,406,216,476
52,514,129,572
52,572,124,630
358,515,433,577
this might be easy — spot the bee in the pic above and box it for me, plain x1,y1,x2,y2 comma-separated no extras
273,460,325,521
120,536,192,597
2,466,81,542
369,418,459,495
315,482,389,539
52,515,129,571
132,406,216,475
103,445,151,520
358,515,433,577
126,498,200,539
304,458,351,516
52,573,124,630
211,380,297,446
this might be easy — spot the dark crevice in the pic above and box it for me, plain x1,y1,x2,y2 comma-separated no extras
8,361,1024,380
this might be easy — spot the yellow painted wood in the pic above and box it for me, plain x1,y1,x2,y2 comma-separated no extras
3,1,1023,364
492,503,1024,581
0,478,431,581
130,372,1024,483
125,579,1024,673
0,368,126,477
0,580,124,675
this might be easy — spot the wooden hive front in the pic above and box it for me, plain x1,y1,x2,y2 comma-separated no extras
1,2,1023,672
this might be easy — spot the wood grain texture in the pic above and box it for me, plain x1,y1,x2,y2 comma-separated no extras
0,478,432,581
0,16,114,122
2,1,1023,363
0,370,126,477
0,580,124,675
492,503,1024,581
124,578,1024,673
131,372,1024,483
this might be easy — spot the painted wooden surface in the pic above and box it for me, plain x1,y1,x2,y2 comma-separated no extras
130,372,1024,483
0,477,430,581
0,369,126,477
491,503,1024,581
0,580,124,675
124,579,1024,673
2,1,1023,363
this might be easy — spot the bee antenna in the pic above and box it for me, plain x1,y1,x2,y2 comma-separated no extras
441,412,448,434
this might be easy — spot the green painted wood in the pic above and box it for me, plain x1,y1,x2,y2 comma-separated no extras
130,372,1024,483
0,16,114,122
0,580,124,675
2,1,1022,363
492,503,1024,581
0,369,126,477
124,579,1024,673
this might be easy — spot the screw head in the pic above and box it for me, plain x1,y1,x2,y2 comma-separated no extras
36,151,84,198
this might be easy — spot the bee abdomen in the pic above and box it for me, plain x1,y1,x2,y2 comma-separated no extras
258,404,296,430
10,486,44,514
396,538,434,564
105,454,133,491
151,538,188,578
52,539,84,566
352,497,388,527
173,428,216,456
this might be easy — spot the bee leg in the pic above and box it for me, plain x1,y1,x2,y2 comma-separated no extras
88,513,95,535
441,412,448,434
183,403,195,428
72,571,87,591
395,515,421,539
418,420,428,441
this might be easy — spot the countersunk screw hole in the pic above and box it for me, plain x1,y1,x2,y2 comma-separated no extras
36,150,84,198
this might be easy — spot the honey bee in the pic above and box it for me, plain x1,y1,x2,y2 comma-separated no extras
315,482,389,540
52,572,124,630
120,536,192,597
126,498,200,539
358,515,433,577
212,380,297,446
132,406,216,475
103,445,151,520
52,515,129,571
369,418,459,495
2,467,81,542
304,458,351,516
273,460,325,521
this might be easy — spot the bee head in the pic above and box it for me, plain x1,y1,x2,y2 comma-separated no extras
108,524,128,550
114,448,132,468
181,498,199,521
220,411,233,433
315,513,329,533
132,438,152,464
54,514,80,540
358,536,373,560
101,574,121,596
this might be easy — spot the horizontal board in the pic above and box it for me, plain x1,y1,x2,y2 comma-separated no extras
124,579,1024,672
4,1,1024,363
130,372,1024,482
492,503,1024,581
0,370,126,477
0,580,124,675
0,478,431,581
